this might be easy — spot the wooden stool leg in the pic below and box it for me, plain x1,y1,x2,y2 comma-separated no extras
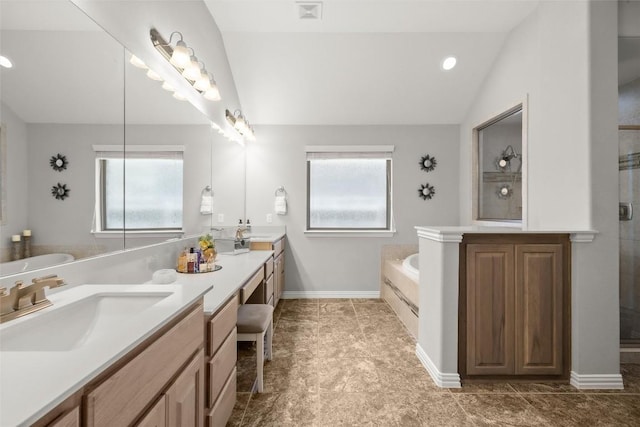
256,331,265,392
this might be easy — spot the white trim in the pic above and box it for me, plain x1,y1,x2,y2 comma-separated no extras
569,371,624,390
415,344,461,388
415,227,463,243
91,230,184,239
305,145,394,153
281,290,380,299
569,231,598,243
304,230,395,238
92,144,186,152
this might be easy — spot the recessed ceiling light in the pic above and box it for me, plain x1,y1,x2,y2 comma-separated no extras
442,56,457,71
297,2,322,20
0,55,13,69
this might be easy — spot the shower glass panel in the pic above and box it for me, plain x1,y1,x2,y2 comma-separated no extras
620,126,640,344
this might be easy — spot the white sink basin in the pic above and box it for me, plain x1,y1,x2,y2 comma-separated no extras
0,292,172,352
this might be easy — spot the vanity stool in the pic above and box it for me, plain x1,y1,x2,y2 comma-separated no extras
237,304,274,392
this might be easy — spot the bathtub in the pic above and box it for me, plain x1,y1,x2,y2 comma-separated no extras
402,253,419,281
1,253,75,276
381,253,420,338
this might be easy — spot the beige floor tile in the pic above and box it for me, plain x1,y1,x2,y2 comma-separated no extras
240,392,318,427
353,302,396,317
351,298,386,304
319,302,357,317
509,381,580,393
318,330,371,359
452,382,518,394
283,298,319,305
279,304,319,319
454,393,553,426
226,392,251,427
319,358,384,392
319,298,352,303
373,357,447,393
272,333,317,359
263,356,318,393
522,394,616,427
319,316,362,334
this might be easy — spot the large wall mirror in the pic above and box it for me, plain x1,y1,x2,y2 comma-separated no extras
0,0,241,277
473,103,526,223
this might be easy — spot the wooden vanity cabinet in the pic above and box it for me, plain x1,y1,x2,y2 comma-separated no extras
460,234,570,379
47,407,80,427
250,237,285,306
204,295,238,427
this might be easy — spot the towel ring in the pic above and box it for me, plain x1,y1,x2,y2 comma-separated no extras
202,185,214,197
275,186,287,198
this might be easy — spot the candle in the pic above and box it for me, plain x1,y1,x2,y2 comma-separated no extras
12,234,21,242
23,229,31,237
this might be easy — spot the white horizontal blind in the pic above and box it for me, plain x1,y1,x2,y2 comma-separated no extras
306,146,393,231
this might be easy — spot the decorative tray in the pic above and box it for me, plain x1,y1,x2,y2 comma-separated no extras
176,264,222,274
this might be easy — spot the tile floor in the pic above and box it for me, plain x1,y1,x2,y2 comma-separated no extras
228,299,640,426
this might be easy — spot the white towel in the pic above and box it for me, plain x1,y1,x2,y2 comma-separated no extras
200,195,213,214
275,195,287,215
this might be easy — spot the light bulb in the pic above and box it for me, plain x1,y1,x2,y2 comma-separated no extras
204,80,221,101
161,81,175,92
182,56,201,81
442,56,457,71
146,69,163,81
234,115,247,133
0,55,13,68
173,91,187,101
170,40,190,69
194,71,211,91
499,158,508,168
129,54,147,69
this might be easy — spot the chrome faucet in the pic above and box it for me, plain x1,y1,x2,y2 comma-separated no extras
0,274,66,323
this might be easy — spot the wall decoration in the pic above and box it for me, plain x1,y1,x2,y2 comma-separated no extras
418,183,436,200
49,153,68,172
51,183,70,200
419,154,437,172
497,184,513,199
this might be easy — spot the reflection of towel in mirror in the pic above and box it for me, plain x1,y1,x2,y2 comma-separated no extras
200,195,213,214
275,195,287,215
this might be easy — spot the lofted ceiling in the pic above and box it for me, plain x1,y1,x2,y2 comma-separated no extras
204,0,540,125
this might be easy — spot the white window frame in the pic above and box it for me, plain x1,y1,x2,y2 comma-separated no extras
92,145,185,236
305,145,395,237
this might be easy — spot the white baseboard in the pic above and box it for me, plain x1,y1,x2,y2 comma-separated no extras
570,371,624,390
415,344,461,388
281,290,380,299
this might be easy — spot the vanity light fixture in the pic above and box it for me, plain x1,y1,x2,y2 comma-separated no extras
441,56,457,71
150,28,221,102
172,92,188,101
129,55,148,69
226,109,256,141
146,69,163,81
0,55,13,69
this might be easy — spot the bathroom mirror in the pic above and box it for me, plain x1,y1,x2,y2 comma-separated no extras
0,0,126,274
473,104,525,223
0,0,225,275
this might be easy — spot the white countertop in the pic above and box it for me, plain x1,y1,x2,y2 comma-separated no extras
0,282,211,427
415,226,597,242
176,250,275,314
246,232,285,243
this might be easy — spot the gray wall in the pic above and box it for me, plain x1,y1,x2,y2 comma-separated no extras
246,125,459,296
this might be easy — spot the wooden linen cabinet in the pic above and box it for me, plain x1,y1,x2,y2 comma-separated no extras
460,234,570,379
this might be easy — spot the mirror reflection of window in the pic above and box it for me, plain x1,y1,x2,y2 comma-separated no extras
476,107,523,222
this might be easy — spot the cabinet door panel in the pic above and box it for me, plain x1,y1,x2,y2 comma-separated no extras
466,244,515,375
48,407,80,427
167,351,205,427
515,244,563,375
135,397,166,427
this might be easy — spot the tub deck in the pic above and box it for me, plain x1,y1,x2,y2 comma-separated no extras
381,259,419,339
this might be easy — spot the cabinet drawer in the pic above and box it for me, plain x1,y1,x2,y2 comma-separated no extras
48,407,80,427
266,274,274,303
207,329,237,408
241,268,264,304
206,367,237,427
265,257,274,278
207,296,238,357
85,304,203,427
273,239,284,256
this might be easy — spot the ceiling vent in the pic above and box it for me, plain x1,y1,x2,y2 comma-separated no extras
297,1,322,20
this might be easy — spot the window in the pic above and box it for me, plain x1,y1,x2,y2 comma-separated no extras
94,145,184,232
306,146,393,232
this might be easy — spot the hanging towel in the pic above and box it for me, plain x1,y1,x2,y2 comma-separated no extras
200,194,213,214
275,195,287,215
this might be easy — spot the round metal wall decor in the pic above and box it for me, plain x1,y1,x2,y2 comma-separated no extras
50,154,68,172
419,154,437,172
51,183,70,200
418,183,436,200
